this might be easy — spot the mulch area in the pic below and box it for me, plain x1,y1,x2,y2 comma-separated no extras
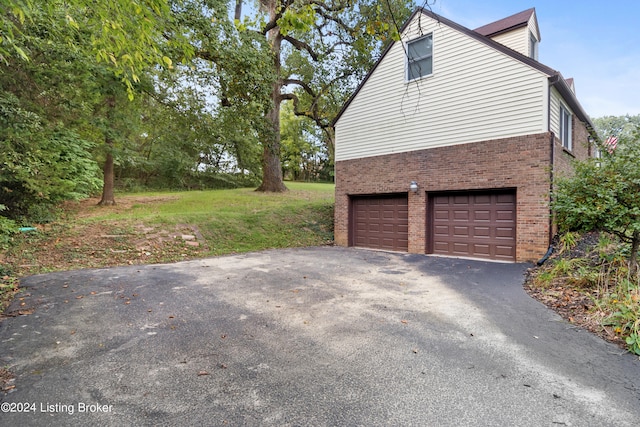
523,232,629,351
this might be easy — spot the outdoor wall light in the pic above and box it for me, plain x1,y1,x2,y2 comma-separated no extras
409,181,419,193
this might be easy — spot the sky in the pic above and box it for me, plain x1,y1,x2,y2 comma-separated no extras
423,0,640,118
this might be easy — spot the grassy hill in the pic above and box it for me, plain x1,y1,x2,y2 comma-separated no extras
0,182,335,311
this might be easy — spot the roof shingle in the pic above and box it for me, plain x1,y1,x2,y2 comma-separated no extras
474,8,535,37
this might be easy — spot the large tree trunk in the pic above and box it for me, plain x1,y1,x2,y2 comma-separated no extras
256,0,287,193
234,0,242,20
98,95,117,206
98,149,116,206
324,126,336,171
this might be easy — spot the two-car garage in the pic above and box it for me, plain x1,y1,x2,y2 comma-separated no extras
350,190,516,261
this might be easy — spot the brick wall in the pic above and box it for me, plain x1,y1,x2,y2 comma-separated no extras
550,116,592,235
553,116,591,178
335,133,555,262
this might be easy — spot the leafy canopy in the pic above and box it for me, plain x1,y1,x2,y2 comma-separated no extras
553,130,640,270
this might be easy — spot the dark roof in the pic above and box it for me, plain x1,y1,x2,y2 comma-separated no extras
333,7,593,129
474,8,537,39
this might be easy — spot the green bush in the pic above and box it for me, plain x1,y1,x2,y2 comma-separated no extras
0,210,18,249
0,93,101,222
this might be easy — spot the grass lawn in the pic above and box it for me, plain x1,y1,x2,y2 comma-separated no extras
0,182,335,309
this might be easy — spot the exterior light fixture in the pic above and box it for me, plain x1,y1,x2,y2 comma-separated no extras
409,181,419,193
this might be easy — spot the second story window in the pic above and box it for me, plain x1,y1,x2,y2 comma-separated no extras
407,34,433,81
560,105,572,151
529,34,538,60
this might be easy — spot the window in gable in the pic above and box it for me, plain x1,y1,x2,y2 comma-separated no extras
407,34,433,81
560,105,572,151
529,34,538,60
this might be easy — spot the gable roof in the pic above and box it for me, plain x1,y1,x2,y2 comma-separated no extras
333,7,592,129
474,8,540,40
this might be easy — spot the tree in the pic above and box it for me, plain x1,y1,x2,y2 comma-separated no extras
0,93,101,220
593,114,640,141
1,1,191,206
281,101,328,181
0,8,105,220
1,0,184,97
240,0,413,191
553,132,640,274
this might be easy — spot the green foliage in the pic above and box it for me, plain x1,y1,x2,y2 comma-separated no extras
558,231,579,254
593,114,640,141
553,132,640,270
278,4,316,35
1,0,187,98
0,206,18,248
0,272,19,314
531,231,640,354
0,93,101,221
2,183,335,279
603,280,640,355
280,102,331,181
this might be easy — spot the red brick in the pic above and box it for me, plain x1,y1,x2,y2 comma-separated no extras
335,125,590,262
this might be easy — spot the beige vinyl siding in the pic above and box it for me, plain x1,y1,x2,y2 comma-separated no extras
527,13,540,58
549,88,560,135
549,87,573,137
335,13,549,161
528,13,540,41
491,27,528,56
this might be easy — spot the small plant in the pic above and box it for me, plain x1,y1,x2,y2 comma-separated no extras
597,233,614,253
558,231,579,254
528,231,640,355
0,274,19,314
605,291,640,355
0,206,18,249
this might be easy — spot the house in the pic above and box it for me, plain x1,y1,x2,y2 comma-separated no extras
333,7,594,262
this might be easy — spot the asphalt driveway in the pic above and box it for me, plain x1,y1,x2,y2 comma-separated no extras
1,247,639,426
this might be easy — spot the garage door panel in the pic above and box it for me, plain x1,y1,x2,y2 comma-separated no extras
382,209,396,218
453,210,469,220
453,242,470,253
474,210,491,221
352,195,408,252
434,242,449,252
496,227,515,238
473,226,490,237
472,244,490,256
434,210,449,220
434,225,449,236
453,195,470,204
453,226,469,237
430,190,516,261
475,194,491,204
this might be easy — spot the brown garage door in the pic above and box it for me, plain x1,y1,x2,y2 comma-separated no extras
352,195,408,252
429,191,516,261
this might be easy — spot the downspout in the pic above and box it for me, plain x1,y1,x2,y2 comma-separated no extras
539,82,555,266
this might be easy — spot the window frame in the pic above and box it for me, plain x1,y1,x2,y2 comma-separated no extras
559,104,572,151
529,33,538,60
406,33,434,82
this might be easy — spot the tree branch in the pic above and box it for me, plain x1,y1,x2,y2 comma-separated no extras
282,35,320,61
260,14,282,35
283,78,316,96
313,8,353,35
310,0,349,13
